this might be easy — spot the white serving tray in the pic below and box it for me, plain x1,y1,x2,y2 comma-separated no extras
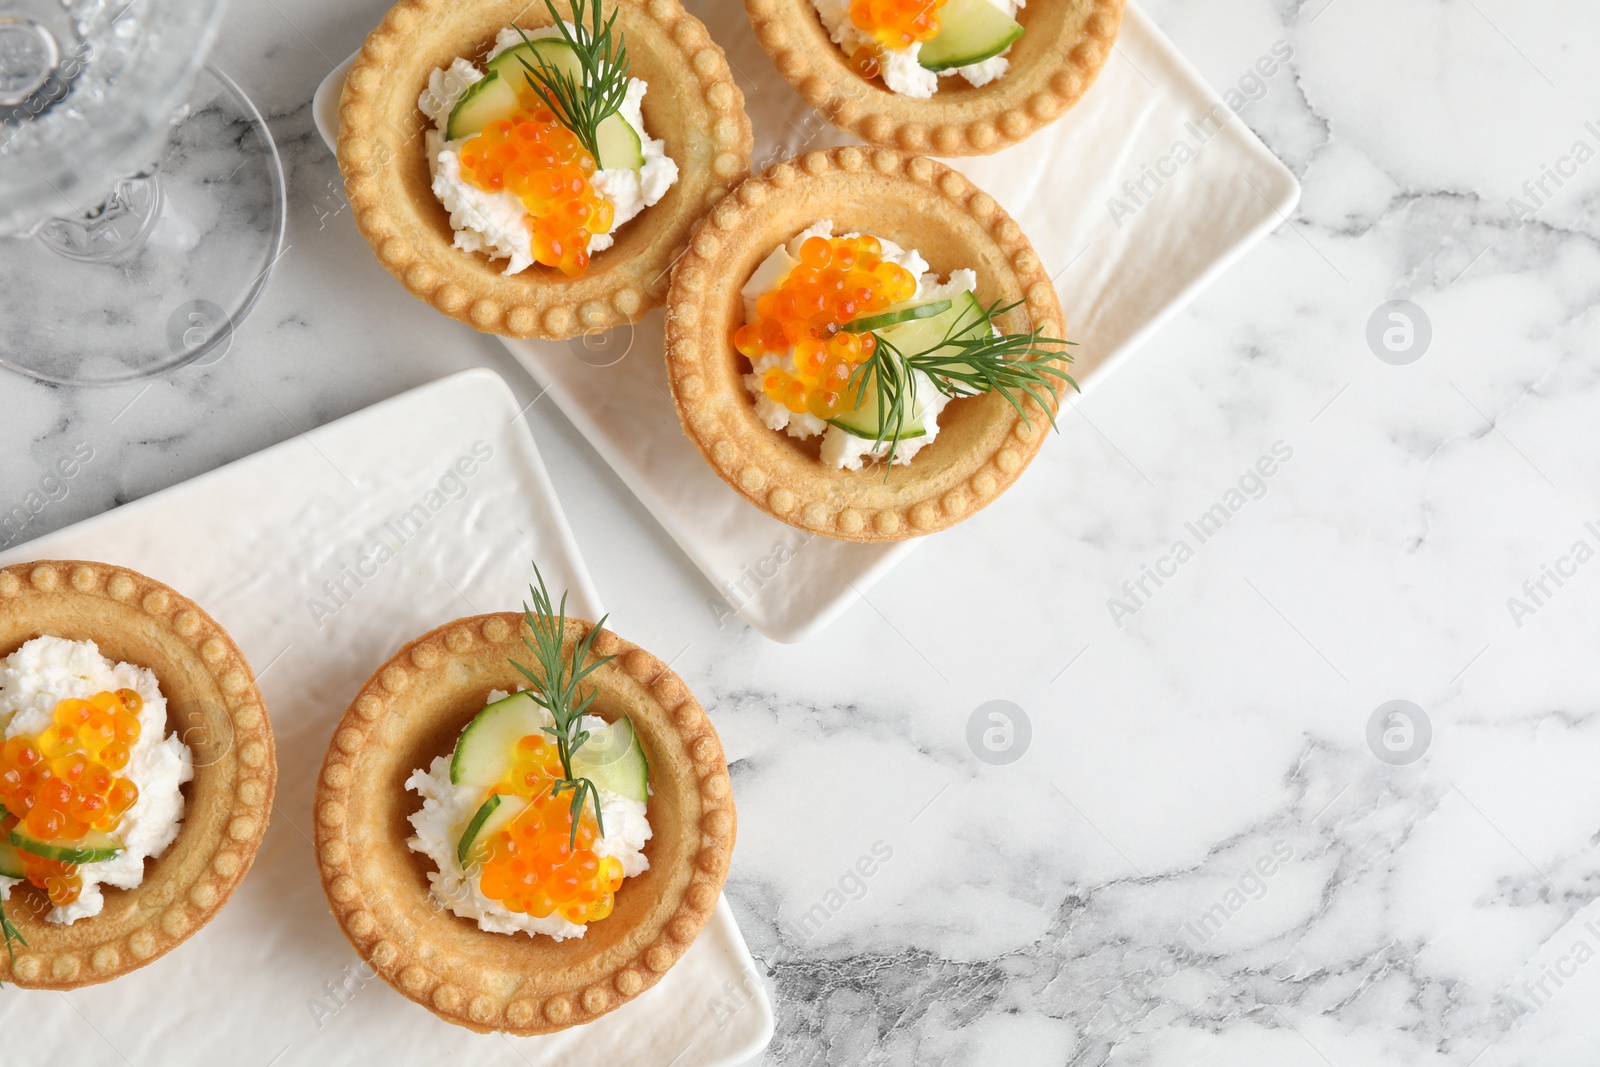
313,2,1299,642
0,369,773,1067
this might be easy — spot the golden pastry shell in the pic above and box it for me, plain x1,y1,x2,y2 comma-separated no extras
744,0,1123,156
338,0,754,339
313,612,735,1035
664,147,1069,542
0,561,277,989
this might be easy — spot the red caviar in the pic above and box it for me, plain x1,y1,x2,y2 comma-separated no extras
457,90,615,278
734,234,917,420
0,690,142,906
474,733,625,924
850,0,948,51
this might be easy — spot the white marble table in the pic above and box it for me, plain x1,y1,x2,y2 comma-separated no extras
3,0,1599,1063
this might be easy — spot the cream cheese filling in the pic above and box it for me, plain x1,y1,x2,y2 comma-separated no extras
0,636,193,925
741,220,988,470
405,689,651,941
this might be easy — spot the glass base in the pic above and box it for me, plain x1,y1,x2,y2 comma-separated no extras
0,65,285,385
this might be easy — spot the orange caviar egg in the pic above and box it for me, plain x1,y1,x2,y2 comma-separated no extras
472,732,627,923
744,234,915,418
0,690,143,907
457,94,614,277
850,0,948,51
850,43,884,80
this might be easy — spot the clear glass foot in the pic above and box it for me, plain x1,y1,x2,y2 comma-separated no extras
0,64,286,385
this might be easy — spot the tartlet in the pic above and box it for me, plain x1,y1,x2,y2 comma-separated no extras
339,0,754,339
744,0,1123,156
0,561,276,989
664,147,1069,542
314,611,734,1035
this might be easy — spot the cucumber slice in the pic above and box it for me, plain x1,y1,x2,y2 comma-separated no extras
877,289,988,359
919,0,1025,72
827,373,932,442
456,793,531,868
571,717,648,803
594,112,644,170
445,71,521,141
452,691,649,804
9,827,122,865
0,838,24,879
0,807,20,879
451,690,548,787
457,793,501,867
844,299,952,334
487,37,582,87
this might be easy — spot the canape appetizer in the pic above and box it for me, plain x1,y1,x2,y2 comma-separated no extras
340,0,752,338
316,568,734,1034
0,561,276,989
666,149,1072,542
744,0,1123,155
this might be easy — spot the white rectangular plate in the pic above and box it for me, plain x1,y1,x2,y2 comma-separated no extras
0,369,773,1067
313,2,1300,642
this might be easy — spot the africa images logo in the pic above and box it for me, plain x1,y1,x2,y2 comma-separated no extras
966,701,1032,766
1366,701,1431,766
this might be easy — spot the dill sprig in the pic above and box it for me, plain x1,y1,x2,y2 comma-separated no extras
511,565,617,848
844,298,1078,469
0,804,25,987
513,0,630,163
0,895,20,985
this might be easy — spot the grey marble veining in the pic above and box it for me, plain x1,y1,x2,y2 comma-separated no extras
3,0,1599,1064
